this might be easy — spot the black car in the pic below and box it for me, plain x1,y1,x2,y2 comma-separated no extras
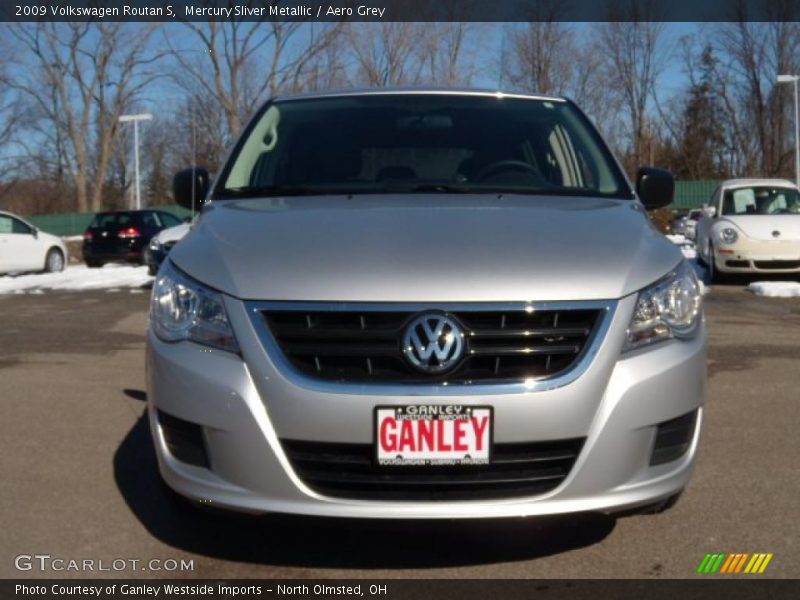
82,210,183,268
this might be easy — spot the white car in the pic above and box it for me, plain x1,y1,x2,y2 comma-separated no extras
0,211,67,275
696,179,800,281
145,221,191,275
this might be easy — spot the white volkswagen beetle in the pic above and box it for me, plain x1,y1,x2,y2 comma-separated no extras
696,179,800,281
0,211,68,275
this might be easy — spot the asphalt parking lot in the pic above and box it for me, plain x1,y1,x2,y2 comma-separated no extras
1,283,799,579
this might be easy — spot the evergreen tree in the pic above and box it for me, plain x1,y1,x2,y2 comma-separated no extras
678,46,726,179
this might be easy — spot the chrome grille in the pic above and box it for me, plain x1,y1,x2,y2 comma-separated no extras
253,302,611,385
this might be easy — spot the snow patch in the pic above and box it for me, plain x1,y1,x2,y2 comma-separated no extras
666,234,708,290
666,234,697,260
0,264,152,295
665,234,688,244
747,281,800,298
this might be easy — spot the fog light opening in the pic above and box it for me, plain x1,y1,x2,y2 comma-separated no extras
157,410,211,469
650,410,698,466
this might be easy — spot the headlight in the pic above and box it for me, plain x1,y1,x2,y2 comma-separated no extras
624,261,702,351
718,227,738,245
148,237,162,252
150,261,239,353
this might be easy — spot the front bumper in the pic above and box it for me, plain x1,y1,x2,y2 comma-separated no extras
715,237,800,273
146,294,706,518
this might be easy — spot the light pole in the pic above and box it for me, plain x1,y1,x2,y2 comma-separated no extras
118,113,153,210
777,74,800,187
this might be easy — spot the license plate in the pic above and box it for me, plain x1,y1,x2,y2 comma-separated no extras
375,405,492,466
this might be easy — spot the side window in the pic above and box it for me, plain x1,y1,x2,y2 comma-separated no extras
11,218,32,234
141,212,160,228
160,213,181,227
0,216,12,234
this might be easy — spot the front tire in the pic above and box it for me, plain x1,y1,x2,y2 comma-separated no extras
44,248,65,273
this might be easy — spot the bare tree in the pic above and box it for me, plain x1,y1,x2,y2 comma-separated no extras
567,38,623,143
0,49,23,186
419,23,478,86
596,12,668,170
290,25,350,93
501,13,575,96
348,22,481,88
347,23,429,87
167,16,341,150
712,15,800,176
7,23,163,212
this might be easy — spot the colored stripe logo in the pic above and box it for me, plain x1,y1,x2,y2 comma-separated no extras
697,553,773,574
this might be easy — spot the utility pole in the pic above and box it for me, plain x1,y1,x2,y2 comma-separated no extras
119,113,154,209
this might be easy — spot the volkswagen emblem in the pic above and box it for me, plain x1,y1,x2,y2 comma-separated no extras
402,313,466,374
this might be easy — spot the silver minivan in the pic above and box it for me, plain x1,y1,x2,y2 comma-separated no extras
147,89,705,518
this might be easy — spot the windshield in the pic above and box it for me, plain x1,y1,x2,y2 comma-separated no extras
722,186,800,216
89,212,138,228
216,94,631,199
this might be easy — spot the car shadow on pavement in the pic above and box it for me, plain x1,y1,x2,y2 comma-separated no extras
123,389,147,402
114,411,617,569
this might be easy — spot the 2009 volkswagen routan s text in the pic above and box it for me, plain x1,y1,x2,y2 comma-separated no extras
147,89,706,518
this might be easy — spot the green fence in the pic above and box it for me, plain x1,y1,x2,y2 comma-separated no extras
25,205,192,237
673,180,721,209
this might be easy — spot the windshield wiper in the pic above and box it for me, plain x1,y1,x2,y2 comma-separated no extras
217,184,331,198
406,183,474,193
218,183,478,198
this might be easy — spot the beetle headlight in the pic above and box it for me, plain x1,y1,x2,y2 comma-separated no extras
718,227,738,245
150,260,239,353
148,237,162,252
624,261,702,351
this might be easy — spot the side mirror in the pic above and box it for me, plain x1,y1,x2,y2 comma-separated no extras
636,167,674,210
173,167,210,210
31,227,38,239
703,204,716,218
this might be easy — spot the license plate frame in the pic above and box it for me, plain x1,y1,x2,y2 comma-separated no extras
374,405,493,467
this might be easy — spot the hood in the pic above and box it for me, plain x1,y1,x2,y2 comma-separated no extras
170,195,682,302
155,222,191,244
720,215,800,241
